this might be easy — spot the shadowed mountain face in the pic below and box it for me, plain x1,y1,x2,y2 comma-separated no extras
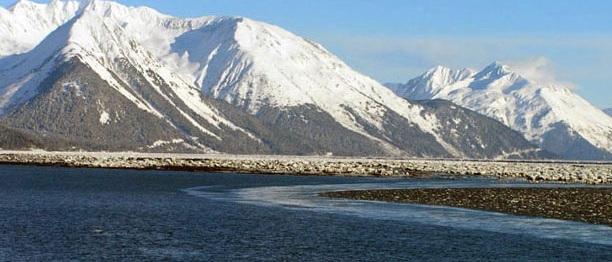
0,125,48,150
0,0,547,159
1,58,243,153
605,108,612,117
388,64,612,160
414,100,551,159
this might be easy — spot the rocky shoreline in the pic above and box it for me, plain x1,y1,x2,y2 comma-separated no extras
0,151,610,184
322,188,612,226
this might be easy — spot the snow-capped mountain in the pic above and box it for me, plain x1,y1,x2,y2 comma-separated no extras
0,0,545,158
605,108,612,117
388,63,612,160
0,1,259,152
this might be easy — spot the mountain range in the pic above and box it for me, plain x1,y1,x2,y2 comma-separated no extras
605,108,612,117
387,64,612,160
0,0,566,159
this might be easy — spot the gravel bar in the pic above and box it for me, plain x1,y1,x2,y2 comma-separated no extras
322,188,612,226
0,151,610,184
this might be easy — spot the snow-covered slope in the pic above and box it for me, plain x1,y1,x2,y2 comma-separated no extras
0,0,545,158
0,0,276,153
117,9,546,157
51,5,442,153
388,66,475,100
5,1,270,136
389,63,612,160
0,0,85,57
183,17,448,150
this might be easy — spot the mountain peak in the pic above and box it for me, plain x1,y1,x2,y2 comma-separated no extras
0,0,561,158
7,0,37,11
385,66,475,101
8,0,87,11
419,65,474,87
393,61,612,159
426,65,452,74
474,62,512,79
52,0,93,5
0,0,85,56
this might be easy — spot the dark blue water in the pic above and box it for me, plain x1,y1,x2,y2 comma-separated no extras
0,165,610,261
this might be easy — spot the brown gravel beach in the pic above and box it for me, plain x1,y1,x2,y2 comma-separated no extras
322,188,612,226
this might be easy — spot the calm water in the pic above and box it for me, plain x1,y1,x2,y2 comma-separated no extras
0,165,610,261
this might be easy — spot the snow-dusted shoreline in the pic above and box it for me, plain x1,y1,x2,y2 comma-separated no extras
0,151,610,184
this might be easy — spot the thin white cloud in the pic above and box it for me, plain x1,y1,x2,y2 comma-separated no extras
505,57,577,89
318,33,612,79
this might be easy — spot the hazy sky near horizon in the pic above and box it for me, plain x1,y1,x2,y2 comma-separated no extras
2,0,611,108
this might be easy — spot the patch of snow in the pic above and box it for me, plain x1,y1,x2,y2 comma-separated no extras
148,139,185,149
99,111,110,125
62,81,84,97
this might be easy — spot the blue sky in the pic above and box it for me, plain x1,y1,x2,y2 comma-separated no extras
3,0,612,108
